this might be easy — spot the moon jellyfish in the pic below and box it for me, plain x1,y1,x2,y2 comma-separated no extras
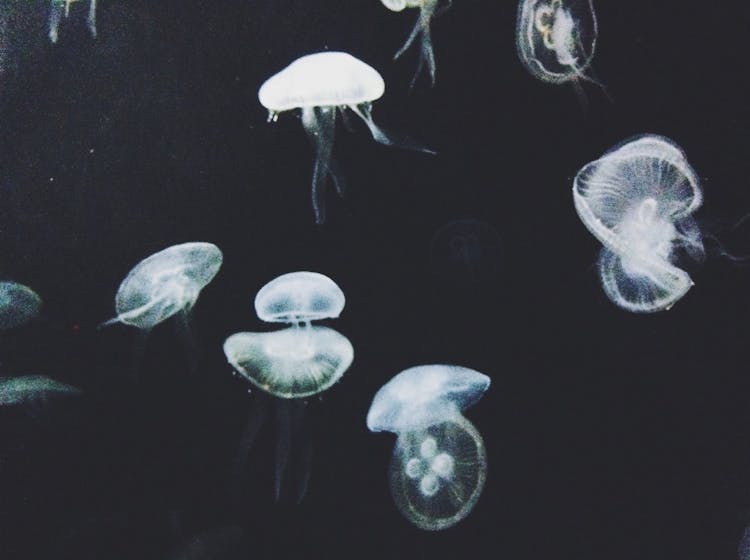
367,365,489,530
259,51,434,224
573,134,704,313
224,271,353,501
102,242,223,374
0,375,81,409
429,219,503,287
380,0,451,88
516,0,599,88
0,282,42,330
48,0,97,44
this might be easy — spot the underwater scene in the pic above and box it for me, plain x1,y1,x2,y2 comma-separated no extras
0,0,749,558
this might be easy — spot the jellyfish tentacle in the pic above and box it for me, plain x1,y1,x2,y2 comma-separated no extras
87,0,97,38
173,308,198,374
274,399,293,501
48,1,63,43
395,2,439,88
232,395,270,498
348,103,436,155
301,106,337,224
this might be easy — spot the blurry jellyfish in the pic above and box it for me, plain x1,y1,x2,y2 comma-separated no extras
573,134,704,313
367,365,489,530
259,51,434,224
102,242,223,373
429,219,503,286
379,0,451,88
0,282,42,330
0,375,81,408
224,271,353,501
167,525,248,560
49,0,97,44
739,525,750,560
516,0,601,92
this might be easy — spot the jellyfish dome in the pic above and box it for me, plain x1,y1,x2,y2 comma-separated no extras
254,271,345,324
0,282,42,330
367,365,490,434
573,134,704,313
107,242,223,329
258,52,384,114
224,327,354,399
0,375,82,406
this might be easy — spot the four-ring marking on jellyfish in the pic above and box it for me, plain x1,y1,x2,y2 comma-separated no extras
404,437,456,498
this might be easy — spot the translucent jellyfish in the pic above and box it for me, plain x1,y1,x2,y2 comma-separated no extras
429,219,503,286
516,0,599,87
573,135,704,313
739,525,750,560
0,282,42,330
224,271,353,501
380,0,451,88
0,375,81,407
367,365,490,530
48,0,97,44
259,51,434,224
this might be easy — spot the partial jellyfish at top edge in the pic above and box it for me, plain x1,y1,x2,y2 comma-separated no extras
101,242,223,374
48,0,97,44
429,218,503,287
258,51,435,224
367,365,489,530
379,0,452,89
573,134,704,313
0,375,81,408
0,282,42,330
224,271,353,502
516,0,604,97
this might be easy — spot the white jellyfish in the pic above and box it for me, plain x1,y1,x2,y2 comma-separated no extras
379,0,451,88
101,242,223,374
516,0,600,90
0,375,81,408
573,134,704,313
367,365,489,530
259,51,434,224
48,0,97,44
0,282,42,330
224,271,353,501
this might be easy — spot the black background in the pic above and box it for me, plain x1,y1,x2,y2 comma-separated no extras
0,1,749,559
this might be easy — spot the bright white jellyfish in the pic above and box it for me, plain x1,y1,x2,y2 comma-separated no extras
102,242,223,331
259,51,433,224
380,0,451,88
224,271,353,501
367,365,489,530
573,134,704,313
516,0,598,86
48,0,97,44
0,282,42,330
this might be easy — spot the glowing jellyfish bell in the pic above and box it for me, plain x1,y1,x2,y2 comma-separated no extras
573,134,704,313
367,365,490,530
224,271,353,501
379,0,451,88
48,0,97,44
0,282,42,330
259,51,433,224
103,242,223,330
516,0,599,88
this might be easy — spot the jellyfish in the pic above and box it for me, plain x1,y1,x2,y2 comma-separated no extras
259,51,434,224
367,365,489,530
379,0,451,88
101,242,223,373
48,0,97,44
516,0,601,92
224,271,353,502
0,282,42,330
0,375,81,412
573,134,704,313
429,219,503,286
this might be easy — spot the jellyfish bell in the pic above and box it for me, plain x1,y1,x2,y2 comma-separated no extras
573,134,704,313
516,0,603,94
259,51,433,224
254,271,345,324
48,0,97,44
367,365,490,530
0,375,81,407
0,282,42,330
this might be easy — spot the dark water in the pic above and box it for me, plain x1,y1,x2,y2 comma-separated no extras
0,1,749,559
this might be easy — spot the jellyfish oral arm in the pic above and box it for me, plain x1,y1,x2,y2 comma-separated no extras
348,104,436,155
301,106,338,225
394,0,440,88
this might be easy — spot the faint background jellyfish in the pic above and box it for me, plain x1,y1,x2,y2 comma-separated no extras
101,242,223,374
0,281,42,331
259,51,434,224
379,0,451,88
573,134,704,313
0,375,81,409
516,0,604,99
429,218,503,288
224,271,353,503
366,364,489,530
48,0,97,44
